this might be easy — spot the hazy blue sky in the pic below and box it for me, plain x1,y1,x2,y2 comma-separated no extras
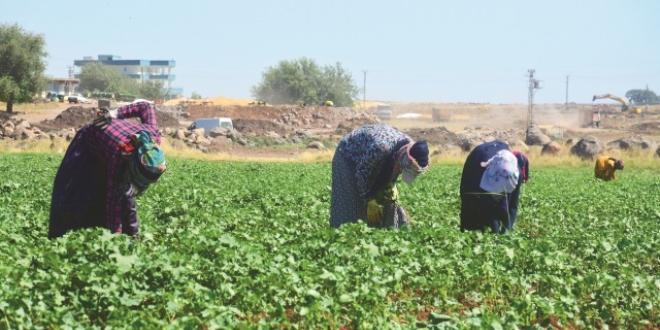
2,0,659,104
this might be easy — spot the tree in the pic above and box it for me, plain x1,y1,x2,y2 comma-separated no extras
0,23,48,113
251,57,358,106
139,81,166,100
78,62,138,95
320,62,360,107
190,91,202,99
625,88,659,105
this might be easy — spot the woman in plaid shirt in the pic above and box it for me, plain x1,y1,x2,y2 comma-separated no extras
49,101,167,239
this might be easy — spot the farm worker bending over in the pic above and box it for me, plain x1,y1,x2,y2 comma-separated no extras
330,125,429,228
48,101,167,239
460,141,519,234
594,156,624,181
504,151,530,232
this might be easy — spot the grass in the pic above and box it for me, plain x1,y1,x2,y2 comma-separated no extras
2,137,658,171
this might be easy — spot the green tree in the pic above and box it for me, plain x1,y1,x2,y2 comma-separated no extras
138,81,166,100
0,23,48,113
78,62,138,95
251,57,358,106
320,62,360,107
625,88,659,105
190,91,202,99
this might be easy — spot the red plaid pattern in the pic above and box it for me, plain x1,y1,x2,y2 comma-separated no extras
85,102,161,233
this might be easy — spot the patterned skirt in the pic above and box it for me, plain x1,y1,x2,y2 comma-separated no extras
330,152,410,229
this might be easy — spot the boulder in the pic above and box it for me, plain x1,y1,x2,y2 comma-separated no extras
191,128,205,137
21,129,37,140
175,129,186,140
508,139,529,152
15,120,30,129
607,136,658,151
3,126,14,137
209,127,231,138
541,141,561,155
307,141,325,150
525,125,552,146
570,136,605,160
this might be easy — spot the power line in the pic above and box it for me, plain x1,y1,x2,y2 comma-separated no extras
362,70,367,109
565,75,569,111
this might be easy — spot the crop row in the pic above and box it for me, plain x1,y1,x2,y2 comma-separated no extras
0,154,658,329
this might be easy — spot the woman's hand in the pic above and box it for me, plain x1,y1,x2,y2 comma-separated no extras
367,199,383,225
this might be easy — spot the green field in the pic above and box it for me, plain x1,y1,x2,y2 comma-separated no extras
0,154,659,329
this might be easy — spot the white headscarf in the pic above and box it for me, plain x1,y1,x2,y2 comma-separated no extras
479,149,520,193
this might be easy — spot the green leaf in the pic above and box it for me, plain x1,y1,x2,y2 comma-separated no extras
339,294,353,303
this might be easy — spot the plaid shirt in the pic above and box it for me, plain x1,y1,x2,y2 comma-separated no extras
85,102,161,234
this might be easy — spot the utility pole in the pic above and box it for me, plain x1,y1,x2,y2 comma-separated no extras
527,69,538,128
362,70,367,110
565,75,569,111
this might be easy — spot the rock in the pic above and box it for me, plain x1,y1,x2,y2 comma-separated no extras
459,138,481,152
307,141,325,150
607,136,657,151
21,129,36,140
16,120,30,129
10,126,24,139
565,138,574,146
191,128,205,137
291,136,302,144
227,129,243,141
525,125,551,146
209,127,231,138
176,129,186,140
211,136,231,147
570,136,605,160
266,131,282,139
541,141,561,155
508,139,529,152
237,138,248,146
3,126,14,137
3,120,14,129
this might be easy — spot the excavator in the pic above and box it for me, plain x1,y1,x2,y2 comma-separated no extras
592,94,642,114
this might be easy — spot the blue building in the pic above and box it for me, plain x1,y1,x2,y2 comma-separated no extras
74,54,183,99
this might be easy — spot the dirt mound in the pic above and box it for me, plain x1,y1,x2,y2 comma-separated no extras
233,118,287,136
403,126,459,145
155,111,180,128
33,106,180,131
37,106,97,130
629,122,660,134
335,116,381,135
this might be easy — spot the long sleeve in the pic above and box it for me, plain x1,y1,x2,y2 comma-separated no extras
116,101,161,144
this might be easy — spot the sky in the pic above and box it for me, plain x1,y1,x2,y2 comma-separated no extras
2,0,659,104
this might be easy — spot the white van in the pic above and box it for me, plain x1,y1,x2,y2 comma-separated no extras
189,117,234,136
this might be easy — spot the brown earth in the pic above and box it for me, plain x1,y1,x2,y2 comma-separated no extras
6,98,660,159
33,106,181,131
